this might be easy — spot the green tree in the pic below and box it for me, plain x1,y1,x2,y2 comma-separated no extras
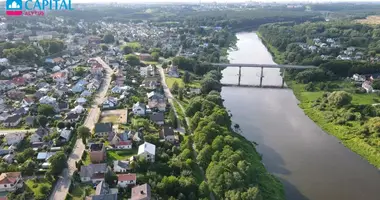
327,91,352,108
201,77,221,94
77,126,91,144
100,44,108,51
122,45,133,54
199,181,210,198
37,115,48,127
73,66,86,76
169,108,178,128
38,104,55,116
57,121,65,129
21,159,37,176
103,33,115,44
105,167,118,187
172,81,179,94
151,51,160,61
48,152,67,175
162,62,168,69
178,88,184,100
182,71,190,84
124,54,140,66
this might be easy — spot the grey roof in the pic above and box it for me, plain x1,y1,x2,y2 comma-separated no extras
66,112,79,120
163,126,175,136
95,123,113,133
79,163,107,178
25,116,35,125
4,114,21,123
58,102,69,110
114,160,129,169
87,181,118,200
150,112,164,122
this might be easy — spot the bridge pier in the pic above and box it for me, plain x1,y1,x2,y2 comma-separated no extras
259,67,264,87
238,66,242,86
282,68,286,88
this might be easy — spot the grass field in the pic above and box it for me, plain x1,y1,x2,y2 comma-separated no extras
66,184,94,200
165,77,201,89
26,178,52,200
106,149,138,163
289,82,380,168
125,42,141,50
355,15,380,25
142,61,159,65
99,115,119,124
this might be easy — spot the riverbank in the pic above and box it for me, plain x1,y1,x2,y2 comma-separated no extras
257,31,380,168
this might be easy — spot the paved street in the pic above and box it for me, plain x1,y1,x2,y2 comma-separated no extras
49,57,113,200
0,129,37,136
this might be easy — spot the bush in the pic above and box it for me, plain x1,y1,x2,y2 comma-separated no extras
327,91,352,108
304,82,315,91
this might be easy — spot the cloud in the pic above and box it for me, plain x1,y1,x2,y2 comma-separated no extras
8,1,21,9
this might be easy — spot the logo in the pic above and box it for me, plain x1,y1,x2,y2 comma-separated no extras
6,0,22,16
5,0,73,16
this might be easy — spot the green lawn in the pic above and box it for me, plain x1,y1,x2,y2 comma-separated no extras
165,77,201,89
125,42,141,50
66,184,95,200
106,149,138,163
26,178,52,200
142,61,159,65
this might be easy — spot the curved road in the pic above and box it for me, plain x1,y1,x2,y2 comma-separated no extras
49,57,113,200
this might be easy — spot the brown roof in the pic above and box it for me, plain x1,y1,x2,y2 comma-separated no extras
0,172,21,184
118,173,136,182
131,184,151,200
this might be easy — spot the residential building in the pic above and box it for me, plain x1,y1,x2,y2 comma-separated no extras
166,65,179,77
150,112,164,125
79,163,107,183
3,115,22,127
0,172,23,192
86,181,118,200
22,97,34,107
102,97,118,109
113,160,130,173
115,140,132,149
132,102,146,116
131,184,151,200
160,127,177,143
117,174,136,188
137,142,155,163
65,112,80,123
94,123,113,137
89,143,106,163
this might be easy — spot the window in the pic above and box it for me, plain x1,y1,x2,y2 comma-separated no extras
4,184,7,187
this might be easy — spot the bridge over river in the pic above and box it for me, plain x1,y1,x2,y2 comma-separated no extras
211,63,317,88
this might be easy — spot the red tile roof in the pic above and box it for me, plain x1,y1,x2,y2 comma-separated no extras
0,172,21,185
118,173,136,182
51,72,66,79
117,141,132,146
12,77,26,85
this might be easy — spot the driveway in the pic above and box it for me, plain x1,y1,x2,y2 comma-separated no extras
49,57,113,200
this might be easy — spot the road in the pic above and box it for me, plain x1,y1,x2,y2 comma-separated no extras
157,66,215,200
49,57,113,200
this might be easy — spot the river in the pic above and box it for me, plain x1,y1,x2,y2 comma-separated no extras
221,32,380,200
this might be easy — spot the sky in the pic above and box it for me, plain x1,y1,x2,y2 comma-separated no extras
69,0,380,3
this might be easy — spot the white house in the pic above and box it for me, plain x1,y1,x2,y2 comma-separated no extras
113,160,130,173
76,97,87,105
39,96,57,105
71,105,85,114
5,132,25,145
103,97,118,109
137,142,155,163
0,172,23,192
52,65,61,72
117,174,136,188
0,58,9,66
21,97,34,107
132,102,146,116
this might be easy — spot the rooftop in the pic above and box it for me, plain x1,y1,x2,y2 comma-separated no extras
90,143,104,152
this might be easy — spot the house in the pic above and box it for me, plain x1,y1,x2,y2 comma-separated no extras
71,84,84,93
137,142,155,163
59,129,72,142
71,105,85,114
51,72,67,84
150,113,164,125
14,107,28,116
362,81,373,93
76,97,87,105
113,160,130,173
3,153,14,163
30,127,49,143
36,68,47,77
0,172,23,192
7,90,25,100
166,65,179,77
188,88,201,95
58,102,69,112
139,53,152,61
115,140,132,149
131,184,151,200
117,173,136,188
86,180,118,200
22,97,34,107
148,98,166,112
79,163,107,183
65,112,80,123
160,127,176,143
132,102,146,116
94,123,113,137
147,91,164,101
80,90,92,97
1,69,19,78
36,152,56,161
89,143,106,163
102,97,118,109
352,74,366,82
0,58,9,66
3,115,22,128
142,80,158,90
91,63,103,75
52,65,61,72
39,96,57,106
25,116,36,127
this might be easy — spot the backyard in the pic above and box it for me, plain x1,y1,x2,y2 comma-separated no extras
106,149,138,164
65,184,95,200
25,178,54,200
